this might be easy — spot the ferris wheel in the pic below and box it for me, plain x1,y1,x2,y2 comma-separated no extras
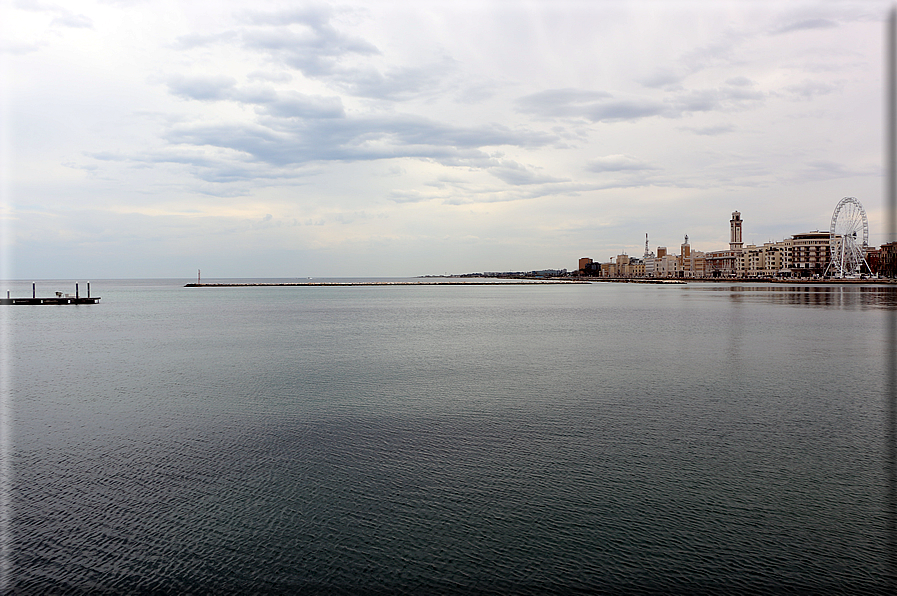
825,197,871,278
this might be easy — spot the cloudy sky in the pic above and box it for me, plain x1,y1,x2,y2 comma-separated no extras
0,0,892,278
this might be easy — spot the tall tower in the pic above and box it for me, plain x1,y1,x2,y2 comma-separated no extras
644,233,650,259
681,234,690,258
729,211,743,250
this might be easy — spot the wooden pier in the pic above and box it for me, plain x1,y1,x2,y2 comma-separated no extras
1,283,100,305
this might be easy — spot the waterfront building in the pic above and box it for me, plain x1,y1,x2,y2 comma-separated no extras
742,245,760,275
649,247,666,278
675,236,689,278
866,246,882,275
785,231,832,277
531,269,567,278
585,261,602,276
687,250,706,278
593,254,646,278
704,249,740,277
643,234,656,278
608,254,631,278
644,254,656,278
674,236,706,278
881,242,897,277
578,257,593,275
702,212,747,277
740,241,787,277
657,255,675,278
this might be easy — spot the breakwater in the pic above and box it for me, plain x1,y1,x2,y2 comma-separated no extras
185,281,589,287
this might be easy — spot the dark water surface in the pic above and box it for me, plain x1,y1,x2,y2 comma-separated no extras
3,280,896,594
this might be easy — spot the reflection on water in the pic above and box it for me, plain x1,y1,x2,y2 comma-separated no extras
694,284,897,309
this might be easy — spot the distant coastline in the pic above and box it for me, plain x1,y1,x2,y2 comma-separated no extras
184,277,897,288
582,277,897,284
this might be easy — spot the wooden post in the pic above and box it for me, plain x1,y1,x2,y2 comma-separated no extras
87,282,90,298
76,283,79,299
32,283,35,299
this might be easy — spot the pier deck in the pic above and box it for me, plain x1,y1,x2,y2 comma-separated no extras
1,297,101,305
3,283,100,304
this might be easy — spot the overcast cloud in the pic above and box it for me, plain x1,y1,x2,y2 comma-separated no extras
0,0,891,278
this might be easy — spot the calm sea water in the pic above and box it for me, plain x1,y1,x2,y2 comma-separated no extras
3,279,896,594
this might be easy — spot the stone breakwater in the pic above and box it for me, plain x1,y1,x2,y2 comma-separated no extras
185,281,589,287
185,279,897,288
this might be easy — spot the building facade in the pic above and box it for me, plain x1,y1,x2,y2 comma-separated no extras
881,242,897,277
740,241,787,277
785,232,831,277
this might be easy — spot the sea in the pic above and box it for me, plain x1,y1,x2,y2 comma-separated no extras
2,278,896,594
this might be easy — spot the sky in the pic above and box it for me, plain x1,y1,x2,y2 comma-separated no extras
0,0,893,278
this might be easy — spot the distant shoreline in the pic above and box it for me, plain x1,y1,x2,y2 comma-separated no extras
582,277,897,284
184,278,897,287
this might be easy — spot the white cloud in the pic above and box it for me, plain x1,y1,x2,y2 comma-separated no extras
783,79,843,100
682,124,736,136
166,75,238,101
773,17,838,35
586,155,657,173
3,0,892,277
13,0,93,28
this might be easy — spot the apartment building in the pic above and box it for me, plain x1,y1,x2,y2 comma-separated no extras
881,242,897,277
784,232,832,277
740,241,787,277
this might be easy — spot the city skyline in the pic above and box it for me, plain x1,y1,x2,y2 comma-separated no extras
576,203,896,279
1,0,893,279
593,204,851,263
